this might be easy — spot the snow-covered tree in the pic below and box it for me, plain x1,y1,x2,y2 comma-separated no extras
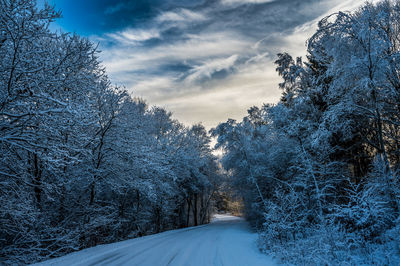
213,1,400,264
0,1,220,264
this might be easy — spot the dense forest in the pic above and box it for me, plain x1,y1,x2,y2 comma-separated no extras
0,1,223,264
213,1,400,264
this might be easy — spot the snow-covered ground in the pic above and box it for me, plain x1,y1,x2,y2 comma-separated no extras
33,214,276,266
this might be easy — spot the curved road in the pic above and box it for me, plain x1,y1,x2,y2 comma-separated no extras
35,215,276,266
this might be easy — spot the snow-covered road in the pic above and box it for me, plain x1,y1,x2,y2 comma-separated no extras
34,214,276,266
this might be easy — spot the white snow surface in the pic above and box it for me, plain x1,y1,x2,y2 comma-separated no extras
33,214,276,266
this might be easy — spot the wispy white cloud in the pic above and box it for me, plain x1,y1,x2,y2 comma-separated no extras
105,28,161,44
185,54,239,83
160,60,281,128
101,31,249,76
157,9,206,22
220,0,276,6
94,0,371,129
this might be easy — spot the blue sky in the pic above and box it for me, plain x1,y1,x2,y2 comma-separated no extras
40,0,371,128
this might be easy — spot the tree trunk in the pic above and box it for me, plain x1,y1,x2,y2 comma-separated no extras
89,180,95,205
32,153,42,210
155,207,161,233
136,190,140,214
200,191,215,224
186,197,192,227
193,193,198,226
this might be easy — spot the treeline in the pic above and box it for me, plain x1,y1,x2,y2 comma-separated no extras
0,1,221,264
213,1,400,264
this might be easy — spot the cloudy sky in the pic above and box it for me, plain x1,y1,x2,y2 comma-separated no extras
42,0,370,129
